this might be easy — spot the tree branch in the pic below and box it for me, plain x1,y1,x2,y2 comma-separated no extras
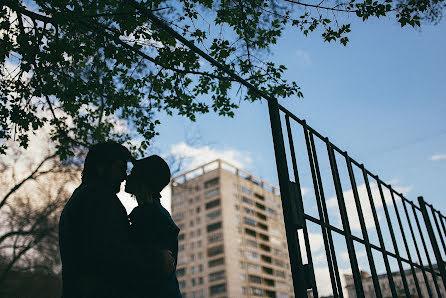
0,154,57,210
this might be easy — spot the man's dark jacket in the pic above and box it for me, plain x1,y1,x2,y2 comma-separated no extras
59,182,163,298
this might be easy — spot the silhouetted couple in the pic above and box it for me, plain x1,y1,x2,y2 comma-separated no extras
59,142,182,298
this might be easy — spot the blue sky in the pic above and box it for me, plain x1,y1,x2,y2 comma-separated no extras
151,16,446,209
131,16,446,295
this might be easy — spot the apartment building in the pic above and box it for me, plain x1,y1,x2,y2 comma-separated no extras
170,159,294,298
344,266,446,297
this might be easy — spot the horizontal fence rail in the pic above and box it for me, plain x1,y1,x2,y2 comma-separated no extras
276,104,446,298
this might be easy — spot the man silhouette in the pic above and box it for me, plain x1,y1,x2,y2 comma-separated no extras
59,142,174,297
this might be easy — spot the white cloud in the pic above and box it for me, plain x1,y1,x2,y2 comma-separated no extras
295,49,311,65
326,181,411,231
169,142,253,172
431,154,446,161
119,143,254,213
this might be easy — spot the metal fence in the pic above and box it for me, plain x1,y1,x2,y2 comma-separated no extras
139,10,446,297
269,102,446,298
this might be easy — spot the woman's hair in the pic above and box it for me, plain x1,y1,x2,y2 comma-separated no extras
81,141,133,184
132,155,171,197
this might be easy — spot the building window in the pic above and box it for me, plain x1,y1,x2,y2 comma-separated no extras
196,207,201,213
206,209,221,221
267,207,277,215
244,207,255,215
208,245,224,257
275,270,285,278
208,232,223,243
250,287,263,296
179,281,186,288
209,270,225,282
245,228,257,237
199,289,204,297
208,257,224,268
256,212,267,220
249,275,262,284
257,222,268,231
244,217,257,226
205,199,220,210
256,202,266,210
177,267,186,277
245,239,257,248
241,186,252,195
191,278,196,286
173,212,185,221
242,196,254,205
274,258,285,267
207,222,222,233
198,240,202,248
205,188,220,198
179,245,185,252
247,263,261,273
255,193,265,201
209,283,226,296
259,233,269,241
190,220,194,227
199,264,203,272
199,277,203,284
204,177,219,188
246,251,260,261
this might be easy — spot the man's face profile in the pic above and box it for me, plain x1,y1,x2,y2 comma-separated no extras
98,159,127,193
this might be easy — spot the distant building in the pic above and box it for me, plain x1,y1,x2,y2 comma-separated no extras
344,266,446,297
171,159,295,298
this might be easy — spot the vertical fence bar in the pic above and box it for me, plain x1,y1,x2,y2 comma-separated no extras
285,115,318,297
361,167,398,298
432,209,446,259
412,202,442,297
309,134,345,298
390,191,423,297
419,196,446,292
438,213,446,256
303,123,341,298
376,180,411,296
267,98,306,298
402,199,434,298
345,157,382,298
326,144,364,297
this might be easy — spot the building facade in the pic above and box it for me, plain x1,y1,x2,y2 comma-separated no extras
171,159,294,298
344,267,446,297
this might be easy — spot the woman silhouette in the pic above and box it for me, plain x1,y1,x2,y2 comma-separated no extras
125,155,182,298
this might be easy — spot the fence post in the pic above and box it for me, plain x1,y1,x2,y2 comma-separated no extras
267,98,307,298
418,196,446,290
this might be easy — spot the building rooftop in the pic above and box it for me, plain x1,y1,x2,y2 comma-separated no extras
171,159,279,195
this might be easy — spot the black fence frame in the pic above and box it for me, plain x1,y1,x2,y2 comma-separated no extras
275,104,446,298
134,9,446,297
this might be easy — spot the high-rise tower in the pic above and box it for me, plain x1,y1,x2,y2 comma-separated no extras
171,159,294,298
